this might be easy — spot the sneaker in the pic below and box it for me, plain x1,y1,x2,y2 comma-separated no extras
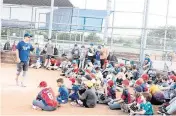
163,112,171,116
21,82,26,87
71,102,77,106
157,108,167,114
60,74,65,76
32,105,41,110
32,105,37,109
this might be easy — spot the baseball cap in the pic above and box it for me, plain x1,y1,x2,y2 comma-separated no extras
141,74,149,81
122,79,129,86
134,86,143,92
24,33,32,37
72,60,77,64
170,75,176,81
85,81,93,88
135,79,144,86
107,80,114,87
69,77,76,84
120,63,125,67
95,66,100,70
39,81,47,87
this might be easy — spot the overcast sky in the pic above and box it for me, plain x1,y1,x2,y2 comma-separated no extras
2,0,176,36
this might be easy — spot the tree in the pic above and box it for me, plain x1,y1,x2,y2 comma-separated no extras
147,26,176,47
85,32,101,42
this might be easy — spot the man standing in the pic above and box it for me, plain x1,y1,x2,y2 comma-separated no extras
100,44,109,68
143,54,152,74
71,44,80,64
88,43,95,64
15,33,34,87
44,40,54,67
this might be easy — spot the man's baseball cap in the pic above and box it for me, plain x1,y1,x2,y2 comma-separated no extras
38,81,47,87
24,33,32,37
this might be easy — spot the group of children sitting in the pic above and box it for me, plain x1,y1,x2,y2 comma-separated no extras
32,55,176,115
30,55,61,70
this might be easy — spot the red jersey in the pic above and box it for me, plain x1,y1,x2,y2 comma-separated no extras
41,88,57,107
73,65,79,73
50,59,56,65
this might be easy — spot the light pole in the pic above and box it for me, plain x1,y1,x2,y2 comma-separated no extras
48,0,55,40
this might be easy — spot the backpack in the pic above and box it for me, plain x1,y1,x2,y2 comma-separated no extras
3,42,11,50
54,47,58,55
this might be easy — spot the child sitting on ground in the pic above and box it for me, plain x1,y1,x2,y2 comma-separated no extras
69,78,81,102
129,86,144,112
149,81,165,105
94,66,103,87
59,57,71,71
32,81,58,111
61,60,78,77
97,80,116,104
46,56,58,70
30,56,42,69
157,95,176,115
160,76,169,87
56,78,69,104
108,79,133,112
130,92,154,115
140,74,149,92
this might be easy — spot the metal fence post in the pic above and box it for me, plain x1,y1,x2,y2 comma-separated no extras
110,0,116,49
48,0,55,40
164,0,170,71
104,0,112,44
139,0,149,74
0,0,3,68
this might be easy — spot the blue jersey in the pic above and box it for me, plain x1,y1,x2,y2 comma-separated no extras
95,51,100,61
58,85,69,101
144,58,152,67
16,41,33,62
140,102,154,115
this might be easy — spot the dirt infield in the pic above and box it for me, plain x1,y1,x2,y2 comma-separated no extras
0,64,161,115
0,64,123,116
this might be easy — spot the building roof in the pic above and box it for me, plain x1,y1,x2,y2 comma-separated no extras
3,0,73,7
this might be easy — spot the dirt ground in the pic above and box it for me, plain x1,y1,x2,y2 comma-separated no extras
0,63,126,116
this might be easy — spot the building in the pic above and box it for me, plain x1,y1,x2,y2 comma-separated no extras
45,8,108,32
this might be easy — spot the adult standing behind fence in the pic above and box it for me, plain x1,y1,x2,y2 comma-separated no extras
88,43,95,64
44,40,54,67
79,45,87,69
15,33,34,87
12,40,17,51
100,44,109,68
71,44,80,63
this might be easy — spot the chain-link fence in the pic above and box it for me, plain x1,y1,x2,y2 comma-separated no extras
1,0,176,71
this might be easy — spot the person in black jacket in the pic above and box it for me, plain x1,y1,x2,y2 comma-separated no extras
3,41,11,51
107,51,118,67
